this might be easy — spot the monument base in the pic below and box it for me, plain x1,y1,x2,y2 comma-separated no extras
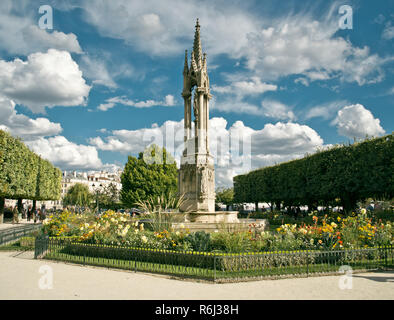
185,211,239,223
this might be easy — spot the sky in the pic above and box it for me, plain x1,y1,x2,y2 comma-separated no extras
0,0,393,187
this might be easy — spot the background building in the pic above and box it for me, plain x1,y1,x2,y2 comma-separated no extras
5,169,123,211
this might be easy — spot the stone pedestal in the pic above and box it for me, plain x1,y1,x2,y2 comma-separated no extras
186,211,239,223
178,153,215,213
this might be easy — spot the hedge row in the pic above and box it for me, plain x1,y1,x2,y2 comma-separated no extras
234,134,394,212
0,130,62,220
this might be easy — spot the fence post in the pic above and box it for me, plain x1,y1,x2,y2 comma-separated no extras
214,256,216,282
134,251,137,273
306,250,309,277
34,235,49,259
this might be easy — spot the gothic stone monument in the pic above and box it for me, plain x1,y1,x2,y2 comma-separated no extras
178,19,238,223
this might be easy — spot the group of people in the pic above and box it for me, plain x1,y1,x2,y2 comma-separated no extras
12,205,46,224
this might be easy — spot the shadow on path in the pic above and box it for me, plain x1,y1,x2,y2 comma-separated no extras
353,271,394,283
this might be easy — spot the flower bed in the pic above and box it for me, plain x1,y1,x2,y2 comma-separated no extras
40,208,393,253
37,237,393,281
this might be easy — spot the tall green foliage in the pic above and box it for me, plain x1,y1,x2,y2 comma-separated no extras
234,134,394,213
63,183,92,207
215,187,234,210
0,130,61,222
121,144,178,208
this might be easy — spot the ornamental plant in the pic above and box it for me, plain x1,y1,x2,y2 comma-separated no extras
40,208,393,253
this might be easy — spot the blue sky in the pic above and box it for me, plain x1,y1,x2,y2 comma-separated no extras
0,0,393,187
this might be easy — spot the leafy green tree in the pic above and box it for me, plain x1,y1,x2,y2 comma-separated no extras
97,182,121,210
0,130,61,223
63,183,92,207
121,144,178,208
215,187,234,210
233,133,394,214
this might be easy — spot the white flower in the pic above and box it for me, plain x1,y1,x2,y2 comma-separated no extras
299,228,308,235
175,231,180,236
361,208,367,214
331,222,337,228
141,235,148,243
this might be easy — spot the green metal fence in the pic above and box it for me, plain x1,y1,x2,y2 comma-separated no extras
0,224,42,246
34,237,393,282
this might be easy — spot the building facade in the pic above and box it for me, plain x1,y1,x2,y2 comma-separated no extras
5,169,123,211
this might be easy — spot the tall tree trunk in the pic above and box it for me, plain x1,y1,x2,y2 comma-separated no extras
0,197,4,224
255,202,259,212
32,199,37,211
17,198,23,214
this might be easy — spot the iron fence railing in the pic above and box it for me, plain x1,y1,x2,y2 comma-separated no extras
34,237,393,282
0,224,42,246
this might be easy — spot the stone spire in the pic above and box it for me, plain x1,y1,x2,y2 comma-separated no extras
190,50,198,73
193,18,202,69
202,52,207,71
183,50,189,75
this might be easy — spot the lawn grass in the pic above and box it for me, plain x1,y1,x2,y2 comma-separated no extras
0,239,34,251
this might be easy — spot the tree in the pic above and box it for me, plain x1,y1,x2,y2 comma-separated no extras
97,182,121,210
233,133,394,214
215,187,234,210
63,183,92,207
121,144,178,208
0,130,61,223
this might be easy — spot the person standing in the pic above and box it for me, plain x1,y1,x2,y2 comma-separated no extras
12,206,19,224
27,205,32,222
33,208,38,224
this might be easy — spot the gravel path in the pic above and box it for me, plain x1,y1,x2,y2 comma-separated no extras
0,220,39,231
0,251,393,300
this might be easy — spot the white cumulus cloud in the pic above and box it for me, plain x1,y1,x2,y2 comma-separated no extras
333,104,385,139
0,96,62,139
0,1,82,55
0,49,91,113
26,136,103,170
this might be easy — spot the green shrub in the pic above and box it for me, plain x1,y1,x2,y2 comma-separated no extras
185,231,211,252
210,231,252,253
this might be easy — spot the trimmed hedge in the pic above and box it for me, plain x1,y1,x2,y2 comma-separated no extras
234,134,394,212
0,130,62,221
